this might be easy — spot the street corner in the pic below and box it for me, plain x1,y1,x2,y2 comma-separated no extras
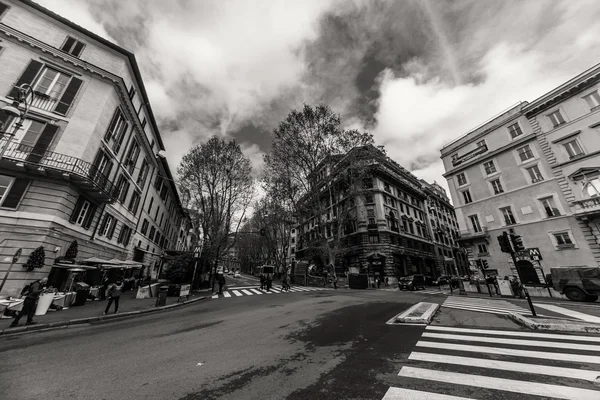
386,302,439,325
508,312,600,334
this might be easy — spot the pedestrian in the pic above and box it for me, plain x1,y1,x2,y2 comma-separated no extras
376,277,380,289
260,274,265,290
218,273,226,295
11,277,48,327
333,275,338,290
266,273,273,291
100,276,109,300
103,281,123,315
384,277,389,287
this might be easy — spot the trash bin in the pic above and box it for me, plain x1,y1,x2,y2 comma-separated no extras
73,282,90,307
156,286,168,307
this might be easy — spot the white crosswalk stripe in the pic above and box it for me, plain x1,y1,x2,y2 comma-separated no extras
381,325,600,400
210,286,332,300
441,296,529,315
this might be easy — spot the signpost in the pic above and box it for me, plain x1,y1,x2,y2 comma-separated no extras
178,283,191,302
0,248,22,293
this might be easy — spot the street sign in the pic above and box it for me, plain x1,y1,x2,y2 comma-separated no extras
12,248,22,264
515,248,543,261
180,284,191,297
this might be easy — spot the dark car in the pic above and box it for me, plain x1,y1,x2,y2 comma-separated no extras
398,274,426,291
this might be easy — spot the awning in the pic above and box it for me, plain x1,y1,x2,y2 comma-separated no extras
53,263,97,270
104,259,143,269
82,257,121,265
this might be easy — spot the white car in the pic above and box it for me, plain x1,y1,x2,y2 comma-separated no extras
234,272,241,278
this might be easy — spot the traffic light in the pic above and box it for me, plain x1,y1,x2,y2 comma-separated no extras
475,259,482,268
510,234,525,252
481,259,489,269
497,233,512,253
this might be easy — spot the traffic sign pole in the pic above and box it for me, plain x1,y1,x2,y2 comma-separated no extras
0,248,22,294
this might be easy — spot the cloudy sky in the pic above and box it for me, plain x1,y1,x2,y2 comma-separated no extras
37,0,600,196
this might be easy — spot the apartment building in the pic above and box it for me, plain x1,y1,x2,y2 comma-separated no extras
441,99,597,283
421,180,468,277
295,145,437,286
0,0,188,295
524,62,600,267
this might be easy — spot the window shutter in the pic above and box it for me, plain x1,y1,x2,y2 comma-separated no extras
83,203,96,229
104,109,120,141
69,196,84,223
107,219,117,240
114,122,128,154
99,214,109,234
8,60,43,99
72,41,85,57
117,226,124,244
1,178,30,209
54,77,83,115
26,124,59,164
0,3,8,17
61,37,76,52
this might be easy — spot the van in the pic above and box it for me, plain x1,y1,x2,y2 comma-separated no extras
549,266,599,302
398,274,426,291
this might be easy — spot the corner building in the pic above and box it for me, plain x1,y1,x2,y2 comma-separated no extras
295,146,438,286
0,0,187,295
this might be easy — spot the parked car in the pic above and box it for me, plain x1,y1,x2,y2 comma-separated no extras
234,271,241,278
398,274,426,291
549,266,599,302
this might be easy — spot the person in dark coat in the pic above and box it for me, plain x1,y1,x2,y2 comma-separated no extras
100,276,109,300
260,274,266,290
103,281,123,315
218,273,226,295
11,277,48,327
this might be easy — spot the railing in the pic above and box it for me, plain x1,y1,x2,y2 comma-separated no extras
30,91,60,112
458,226,489,239
572,197,600,215
1,138,117,201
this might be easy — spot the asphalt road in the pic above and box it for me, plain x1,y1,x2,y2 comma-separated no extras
1,288,599,400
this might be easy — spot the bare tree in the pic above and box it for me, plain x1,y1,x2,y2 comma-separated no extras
177,136,254,289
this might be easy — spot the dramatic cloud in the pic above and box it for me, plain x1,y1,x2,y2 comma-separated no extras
35,0,600,199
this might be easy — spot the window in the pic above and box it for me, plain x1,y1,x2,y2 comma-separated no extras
60,36,85,57
92,149,113,178
563,139,584,159
128,85,136,100
461,189,472,204
0,174,29,209
547,110,566,128
553,232,573,247
477,244,488,254
517,145,534,162
141,219,149,235
469,215,482,233
584,178,600,197
457,173,467,186
365,194,374,203
125,140,141,173
99,213,115,238
583,91,600,111
368,234,380,244
0,174,13,204
540,196,561,218
149,226,156,241
148,197,154,213
141,118,147,130
490,179,504,195
34,66,70,99
384,182,390,193
508,122,523,139
483,160,496,175
500,206,517,225
104,108,128,154
476,140,486,148
114,174,128,203
0,3,8,19
526,165,544,183
128,191,141,214
118,225,133,246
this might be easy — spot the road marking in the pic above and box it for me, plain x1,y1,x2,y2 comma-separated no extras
232,290,242,297
441,304,518,315
249,289,263,295
382,387,474,400
408,352,600,382
241,289,254,296
397,366,600,400
534,303,600,323
443,301,525,311
426,325,600,342
422,332,600,352
211,294,218,299
223,291,231,298
416,340,600,364
289,288,304,292
270,288,281,292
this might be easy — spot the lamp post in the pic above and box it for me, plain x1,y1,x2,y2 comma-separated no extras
0,84,34,160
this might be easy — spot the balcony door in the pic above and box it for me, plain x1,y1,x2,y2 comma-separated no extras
4,118,59,164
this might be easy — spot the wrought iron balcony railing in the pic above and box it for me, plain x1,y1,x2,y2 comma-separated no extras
1,138,117,202
457,226,489,241
572,197,600,216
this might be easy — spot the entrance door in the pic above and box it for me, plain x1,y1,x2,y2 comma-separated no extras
516,260,540,285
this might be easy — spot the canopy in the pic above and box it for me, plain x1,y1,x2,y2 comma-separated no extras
82,257,121,265
53,263,97,270
104,259,143,269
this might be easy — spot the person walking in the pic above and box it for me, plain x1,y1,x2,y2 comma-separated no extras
266,273,273,291
103,281,123,315
10,277,48,327
100,276,109,300
218,273,226,295
260,273,265,290
283,274,290,291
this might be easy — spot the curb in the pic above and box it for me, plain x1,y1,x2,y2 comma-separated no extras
508,312,600,334
387,302,440,325
0,295,209,337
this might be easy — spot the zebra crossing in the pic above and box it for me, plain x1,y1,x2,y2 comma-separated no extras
210,285,329,299
441,296,530,315
382,325,600,399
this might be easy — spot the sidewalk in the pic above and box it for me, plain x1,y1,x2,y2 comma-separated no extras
0,288,212,336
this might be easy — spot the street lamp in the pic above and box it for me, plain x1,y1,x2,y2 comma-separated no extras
0,84,34,160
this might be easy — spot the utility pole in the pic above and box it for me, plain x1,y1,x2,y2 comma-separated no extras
498,231,536,316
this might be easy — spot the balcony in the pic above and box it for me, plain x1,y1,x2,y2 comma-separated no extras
0,138,117,202
457,226,489,242
572,197,600,217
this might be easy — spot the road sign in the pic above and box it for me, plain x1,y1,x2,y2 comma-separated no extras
12,248,22,264
515,247,543,261
179,284,190,297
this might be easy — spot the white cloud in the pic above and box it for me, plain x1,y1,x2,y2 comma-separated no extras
36,0,114,41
